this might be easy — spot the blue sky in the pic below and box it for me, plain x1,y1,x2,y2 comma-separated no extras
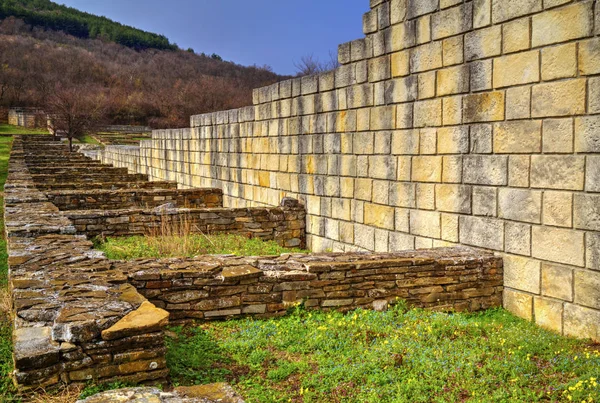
57,0,369,75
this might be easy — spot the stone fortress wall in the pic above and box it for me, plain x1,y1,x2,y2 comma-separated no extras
97,0,600,341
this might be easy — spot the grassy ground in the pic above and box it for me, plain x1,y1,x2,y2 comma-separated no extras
74,135,100,145
0,123,48,135
96,234,308,260
167,305,600,403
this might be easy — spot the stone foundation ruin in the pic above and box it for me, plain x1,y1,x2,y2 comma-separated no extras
6,135,502,392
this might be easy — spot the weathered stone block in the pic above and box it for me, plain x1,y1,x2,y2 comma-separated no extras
390,22,416,52
504,254,540,294
530,155,584,191
586,156,600,192
472,186,497,217
432,3,472,40
587,232,600,270
511,156,531,187
498,188,541,224
469,60,492,92
389,182,416,208
410,42,443,73
542,263,573,301
437,66,469,96
542,119,573,153
410,210,441,238
493,121,541,154
465,25,501,61
437,127,468,154
543,191,572,228
505,86,531,121
416,15,431,45
442,156,462,183
531,79,586,118
435,184,472,214
369,56,391,82
574,270,600,310
412,156,442,183
590,77,600,114
534,297,563,333
574,116,600,153
463,155,508,186
414,99,442,128
406,0,438,19
459,216,504,250
503,289,533,321
541,43,577,81
503,17,530,54
573,194,600,232
532,226,585,267
441,213,459,242
442,96,462,126
442,36,463,66
391,50,410,77
564,304,600,341
505,222,531,256
532,1,593,47
473,0,491,28
370,106,396,130
364,203,395,230
419,128,437,154
418,71,436,100
493,51,540,88
463,92,505,123
579,38,600,75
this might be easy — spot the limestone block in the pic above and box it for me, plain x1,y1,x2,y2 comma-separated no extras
418,71,436,100
435,184,472,214
564,304,600,341
505,86,531,121
541,43,577,81
442,96,462,126
574,270,600,309
432,3,472,40
505,222,531,256
532,226,585,267
391,50,410,77
392,129,419,155
369,156,397,180
410,42,443,73
385,77,418,103
442,36,463,67
587,232,600,270
532,1,593,47
503,18,530,54
355,223,375,250
530,155,584,191
507,155,530,186
504,254,541,294
378,1,390,29
504,289,533,321
397,156,412,181
575,116,600,152
473,0,491,28
389,231,416,251
395,208,410,232
473,186,497,217
416,183,435,210
469,124,492,154
463,91,505,123
396,103,414,128
406,0,438,19
493,51,540,88
369,56,391,82
463,155,508,186
390,22,416,52
492,0,541,23
587,156,600,193
373,180,390,204
433,155,457,182
389,182,416,208
465,26,501,61
370,106,396,130
437,126,469,154
414,99,442,127
469,60,493,92
409,210,441,238
412,156,442,182
542,263,573,301
459,216,504,250
578,37,600,75
355,178,373,201
436,65,469,96
534,297,563,334
493,121,541,154
590,77,600,114
543,191,572,228
542,119,573,153
416,15,431,44
441,213,459,242
390,0,408,24
363,10,378,34
101,301,169,341
573,194,600,232
419,128,437,154
532,79,586,118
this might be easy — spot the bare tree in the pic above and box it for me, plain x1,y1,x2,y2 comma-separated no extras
294,51,340,76
45,83,108,151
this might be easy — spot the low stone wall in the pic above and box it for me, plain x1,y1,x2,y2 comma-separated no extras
46,188,223,211
119,247,503,323
66,204,307,248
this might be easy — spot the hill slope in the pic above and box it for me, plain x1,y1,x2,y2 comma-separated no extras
0,2,286,128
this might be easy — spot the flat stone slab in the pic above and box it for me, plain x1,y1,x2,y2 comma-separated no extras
220,265,262,280
76,384,245,403
13,327,60,370
101,301,169,341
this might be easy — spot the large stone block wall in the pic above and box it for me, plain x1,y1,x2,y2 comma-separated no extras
97,0,600,340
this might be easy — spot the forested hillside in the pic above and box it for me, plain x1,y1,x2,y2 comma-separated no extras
0,0,175,50
0,2,286,128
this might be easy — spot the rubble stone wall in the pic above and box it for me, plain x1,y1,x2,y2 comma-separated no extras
97,0,600,341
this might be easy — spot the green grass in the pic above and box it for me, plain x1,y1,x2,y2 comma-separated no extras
167,305,600,403
75,135,101,145
95,234,308,260
0,124,48,135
